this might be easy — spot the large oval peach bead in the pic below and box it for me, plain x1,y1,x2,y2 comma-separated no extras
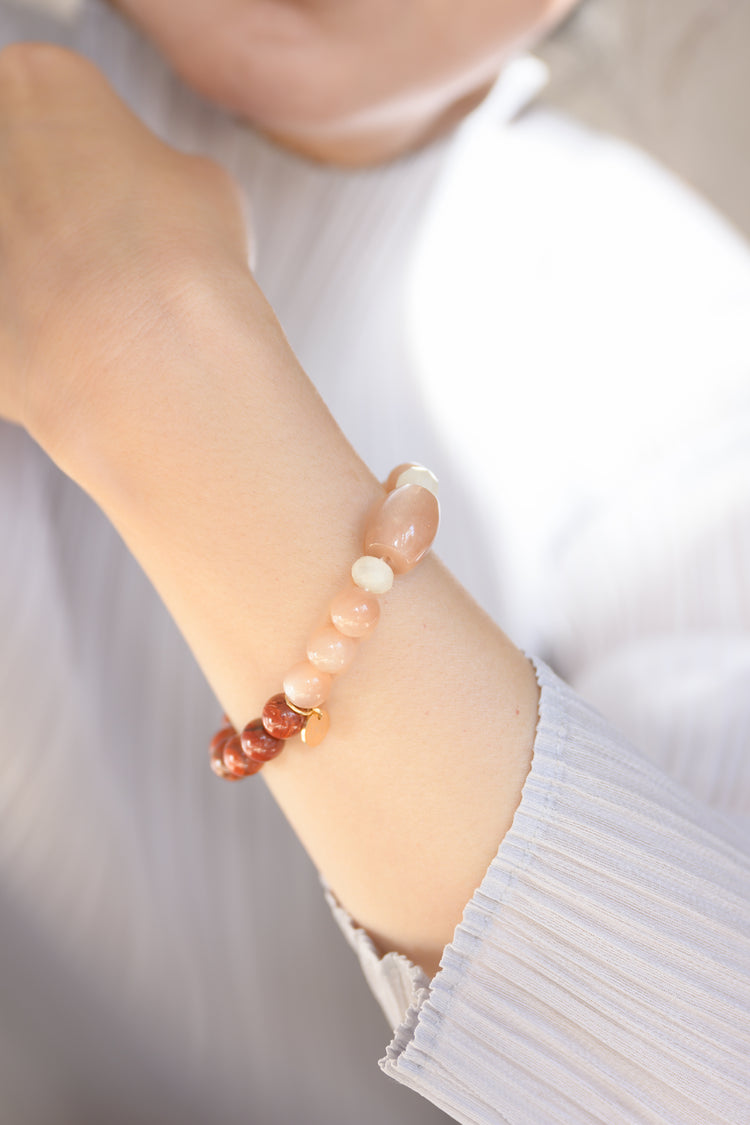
283,661,332,710
364,484,440,574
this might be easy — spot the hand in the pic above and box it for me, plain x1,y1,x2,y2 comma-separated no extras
0,43,250,472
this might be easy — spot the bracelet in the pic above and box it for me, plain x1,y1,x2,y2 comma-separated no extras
209,463,440,781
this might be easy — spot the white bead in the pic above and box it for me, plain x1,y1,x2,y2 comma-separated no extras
351,555,394,594
395,465,439,497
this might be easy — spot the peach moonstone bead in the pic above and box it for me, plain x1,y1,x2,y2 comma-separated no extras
364,483,439,574
306,624,358,673
283,661,333,710
330,585,380,637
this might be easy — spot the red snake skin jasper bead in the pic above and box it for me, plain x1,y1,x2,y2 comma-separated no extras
209,727,241,780
223,732,265,777
241,718,285,762
261,693,306,739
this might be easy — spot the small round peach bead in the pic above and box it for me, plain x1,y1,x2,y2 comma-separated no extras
283,661,332,710
330,585,380,638
306,624,358,674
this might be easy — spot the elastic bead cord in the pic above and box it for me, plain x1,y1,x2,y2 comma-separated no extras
209,464,440,781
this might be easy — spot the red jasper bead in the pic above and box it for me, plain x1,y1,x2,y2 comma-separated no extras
210,730,241,780
210,725,235,756
241,718,285,762
223,732,264,777
261,693,306,739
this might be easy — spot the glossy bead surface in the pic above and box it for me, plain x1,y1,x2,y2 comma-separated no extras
241,718,285,762
210,729,241,780
306,624,358,673
386,463,439,497
223,733,264,777
364,483,439,574
262,693,306,739
384,463,419,491
330,585,380,637
210,725,236,755
283,661,333,709
351,555,394,594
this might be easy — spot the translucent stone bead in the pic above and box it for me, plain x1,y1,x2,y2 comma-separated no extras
262,693,306,739
222,732,264,777
210,725,235,755
306,624,358,673
210,753,239,781
385,463,439,497
351,555,394,594
283,661,333,710
209,727,241,780
241,718,285,762
384,462,419,490
329,585,380,637
364,483,439,574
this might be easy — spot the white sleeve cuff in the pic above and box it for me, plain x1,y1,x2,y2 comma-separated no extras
325,658,750,1125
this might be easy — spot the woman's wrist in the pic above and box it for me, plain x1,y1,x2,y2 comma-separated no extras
40,262,310,502
74,266,380,697
48,262,538,979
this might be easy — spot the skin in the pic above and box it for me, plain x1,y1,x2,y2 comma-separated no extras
109,0,579,164
0,0,574,974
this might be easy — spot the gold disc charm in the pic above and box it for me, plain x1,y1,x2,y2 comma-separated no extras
300,708,329,747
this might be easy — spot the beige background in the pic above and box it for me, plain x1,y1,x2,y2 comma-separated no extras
539,0,750,239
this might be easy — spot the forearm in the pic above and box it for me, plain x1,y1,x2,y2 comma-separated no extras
0,42,533,975
70,270,539,978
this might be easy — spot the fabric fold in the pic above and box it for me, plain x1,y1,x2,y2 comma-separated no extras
328,659,750,1124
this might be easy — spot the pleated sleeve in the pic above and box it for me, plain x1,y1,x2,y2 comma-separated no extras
326,659,750,1124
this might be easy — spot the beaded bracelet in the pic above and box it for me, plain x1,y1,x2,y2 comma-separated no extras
209,463,440,780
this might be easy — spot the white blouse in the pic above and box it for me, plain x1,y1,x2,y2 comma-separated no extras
0,2,748,1123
